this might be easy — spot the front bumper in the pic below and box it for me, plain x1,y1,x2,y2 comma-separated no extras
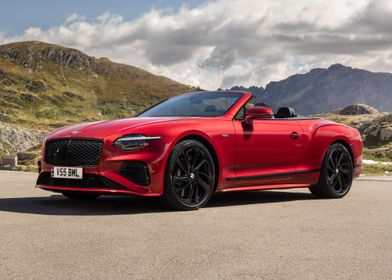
36,137,170,196
36,171,160,197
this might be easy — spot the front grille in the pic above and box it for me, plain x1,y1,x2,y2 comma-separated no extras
37,172,128,190
45,139,103,166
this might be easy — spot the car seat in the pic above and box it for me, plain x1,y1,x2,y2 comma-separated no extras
204,105,217,113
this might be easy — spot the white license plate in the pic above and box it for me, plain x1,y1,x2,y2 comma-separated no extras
51,167,83,179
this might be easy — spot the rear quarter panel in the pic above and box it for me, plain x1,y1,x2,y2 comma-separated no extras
297,119,363,173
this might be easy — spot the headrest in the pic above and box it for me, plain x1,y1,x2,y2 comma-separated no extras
275,107,297,118
204,105,217,112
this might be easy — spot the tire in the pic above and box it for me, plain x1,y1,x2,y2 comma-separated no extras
62,192,101,200
162,140,216,210
309,143,354,198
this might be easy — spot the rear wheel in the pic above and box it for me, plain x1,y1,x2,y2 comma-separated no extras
62,192,101,200
162,140,215,210
309,143,353,198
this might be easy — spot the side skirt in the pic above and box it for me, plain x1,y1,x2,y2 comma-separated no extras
221,183,311,192
221,169,320,192
225,169,320,182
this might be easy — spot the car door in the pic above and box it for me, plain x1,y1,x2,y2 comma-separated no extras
232,118,303,181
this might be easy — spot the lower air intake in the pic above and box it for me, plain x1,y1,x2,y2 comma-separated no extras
37,172,128,190
120,161,150,186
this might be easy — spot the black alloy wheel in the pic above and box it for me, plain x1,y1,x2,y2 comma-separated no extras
309,143,354,198
163,140,215,210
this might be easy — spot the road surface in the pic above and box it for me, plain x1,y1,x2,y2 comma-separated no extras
0,171,391,279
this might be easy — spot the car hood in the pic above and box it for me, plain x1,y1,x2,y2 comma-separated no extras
46,117,182,139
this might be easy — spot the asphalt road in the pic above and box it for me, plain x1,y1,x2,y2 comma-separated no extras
0,171,391,280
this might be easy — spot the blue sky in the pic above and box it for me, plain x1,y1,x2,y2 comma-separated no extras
0,0,205,36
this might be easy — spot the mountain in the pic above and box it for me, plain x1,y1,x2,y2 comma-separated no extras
231,64,392,115
0,41,194,130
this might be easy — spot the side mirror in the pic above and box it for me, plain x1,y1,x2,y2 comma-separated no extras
245,106,273,124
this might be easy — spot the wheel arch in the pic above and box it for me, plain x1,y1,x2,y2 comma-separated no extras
305,124,357,171
175,134,220,193
309,138,355,198
331,139,355,167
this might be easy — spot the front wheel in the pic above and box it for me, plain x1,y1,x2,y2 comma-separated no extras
162,140,216,210
309,143,354,198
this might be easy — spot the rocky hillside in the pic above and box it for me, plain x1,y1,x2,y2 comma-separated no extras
0,41,194,130
318,104,392,162
0,123,44,155
232,64,392,114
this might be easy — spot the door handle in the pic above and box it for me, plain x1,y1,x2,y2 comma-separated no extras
291,132,300,140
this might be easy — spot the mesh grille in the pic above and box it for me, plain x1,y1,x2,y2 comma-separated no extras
45,139,103,166
37,172,128,190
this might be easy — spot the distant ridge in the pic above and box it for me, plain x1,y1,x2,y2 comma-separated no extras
230,64,392,114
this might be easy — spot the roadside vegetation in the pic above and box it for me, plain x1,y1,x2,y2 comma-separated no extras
319,106,392,176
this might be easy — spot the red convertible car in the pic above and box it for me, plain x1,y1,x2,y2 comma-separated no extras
36,91,363,210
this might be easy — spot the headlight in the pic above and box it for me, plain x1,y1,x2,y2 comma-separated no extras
114,134,163,151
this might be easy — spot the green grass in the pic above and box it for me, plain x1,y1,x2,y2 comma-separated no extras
363,164,392,176
0,139,13,156
363,144,392,162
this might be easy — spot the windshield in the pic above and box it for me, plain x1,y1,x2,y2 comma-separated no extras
138,91,243,117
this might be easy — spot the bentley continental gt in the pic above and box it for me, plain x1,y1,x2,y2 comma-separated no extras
36,91,363,210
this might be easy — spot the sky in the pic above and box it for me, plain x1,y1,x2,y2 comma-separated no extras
1,0,392,89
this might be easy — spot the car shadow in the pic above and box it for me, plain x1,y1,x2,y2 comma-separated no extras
0,190,314,216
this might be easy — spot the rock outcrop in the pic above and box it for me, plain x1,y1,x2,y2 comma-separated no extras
338,104,379,115
358,114,392,144
0,123,45,155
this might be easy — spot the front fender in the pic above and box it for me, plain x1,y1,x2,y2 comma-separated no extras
127,119,236,192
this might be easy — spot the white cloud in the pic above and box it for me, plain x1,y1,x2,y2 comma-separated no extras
66,13,86,23
4,0,392,89
0,30,4,44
